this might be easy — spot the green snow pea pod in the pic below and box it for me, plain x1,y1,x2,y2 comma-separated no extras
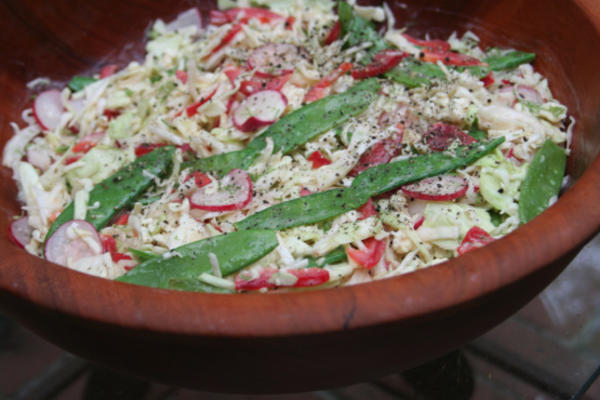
338,1,388,62
518,139,566,224
185,78,380,177
68,76,98,92
118,230,278,289
46,146,175,242
484,50,536,71
385,58,447,88
235,189,356,231
306,246,347,268
166,279,234,294
351,138,504,199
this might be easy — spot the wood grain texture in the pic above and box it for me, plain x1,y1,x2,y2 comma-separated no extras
0,0,599,393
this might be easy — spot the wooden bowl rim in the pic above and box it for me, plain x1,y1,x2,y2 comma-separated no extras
1,0,600,339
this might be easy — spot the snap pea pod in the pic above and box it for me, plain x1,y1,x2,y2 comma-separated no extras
484,50,536,71
129,248,157,262
338,1,388,62
117,230,278,289
518,139,566,224
68,76,98,92
236,139,504,231
468,118,487,141
45,146,175,241
235,189,355,231
166,279,234,294
185,78,380,177
385,58,447,88
306,246,347,268
351,138,504,199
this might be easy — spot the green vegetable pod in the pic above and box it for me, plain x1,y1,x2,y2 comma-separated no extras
46,146,175,242
117,230,278,289
185,78,380,177
518,139,567,224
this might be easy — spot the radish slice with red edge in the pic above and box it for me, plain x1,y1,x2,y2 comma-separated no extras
401,175,468,201
33,90,64,131
190,169,252,211
233,90,287,132
166,8,202,32
248,43,310,78
515,84,543,104
9,217,33,249
45,220,104,267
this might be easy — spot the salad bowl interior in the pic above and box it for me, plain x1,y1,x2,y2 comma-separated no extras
1,0,600,393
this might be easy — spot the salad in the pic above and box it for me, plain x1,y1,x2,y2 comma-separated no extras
3,1,570,293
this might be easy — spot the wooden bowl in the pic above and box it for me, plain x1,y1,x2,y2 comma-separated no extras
1,0,599,394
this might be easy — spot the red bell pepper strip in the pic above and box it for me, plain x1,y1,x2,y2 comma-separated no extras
351,50,408,79
205,23,244,59
324,20,341,45
403,34,451,52
185,87,218,117
103,108,121,120
223,64,243,85
304,62,353,103
101,234,134,264
185,171,212,188
357,198,378,220
72,131,105,153
100,64,119,78
420,48,483,66
64,155,82,165
413,215,425,230
235,267,330,291
113,213,129,226
481,71,495,87
307,150,331,169
134,143,168,157
175,70,188,84
456,226,494,255
346,237,386,269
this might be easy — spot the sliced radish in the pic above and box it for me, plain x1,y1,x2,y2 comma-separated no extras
33,90,64,131
166,8,203,32
9,217,33,248
233,90,287,132
190,169,252,211
45,220,103,267
248,43,310,78
423,123,476,152
401,175,468,201
515,84,543,104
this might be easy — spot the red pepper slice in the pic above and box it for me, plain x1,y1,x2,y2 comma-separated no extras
413,215,425,230
346,237,386,270
304,62,353,103
100,64,119,79
113,213,129,226
103,108,121,120
185,171,212,189
235,267,330,291
423,123,477,152
420,48,483,66
351,50,408,79
72,131,105,153
324,20,341,45
134,143,168,157
101,234,134,264
403,34,451,52
481,71,495,87
307,150,331,169
357,198,378,220
223,64,243,85
185,87,218,117
175,70,188,84
205,23,244,59
456,226,494,255
64,155,83,165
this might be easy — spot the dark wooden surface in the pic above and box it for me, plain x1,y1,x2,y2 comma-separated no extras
0,0,599,394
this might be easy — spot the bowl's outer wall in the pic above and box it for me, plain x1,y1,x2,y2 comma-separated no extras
1,0,600,394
